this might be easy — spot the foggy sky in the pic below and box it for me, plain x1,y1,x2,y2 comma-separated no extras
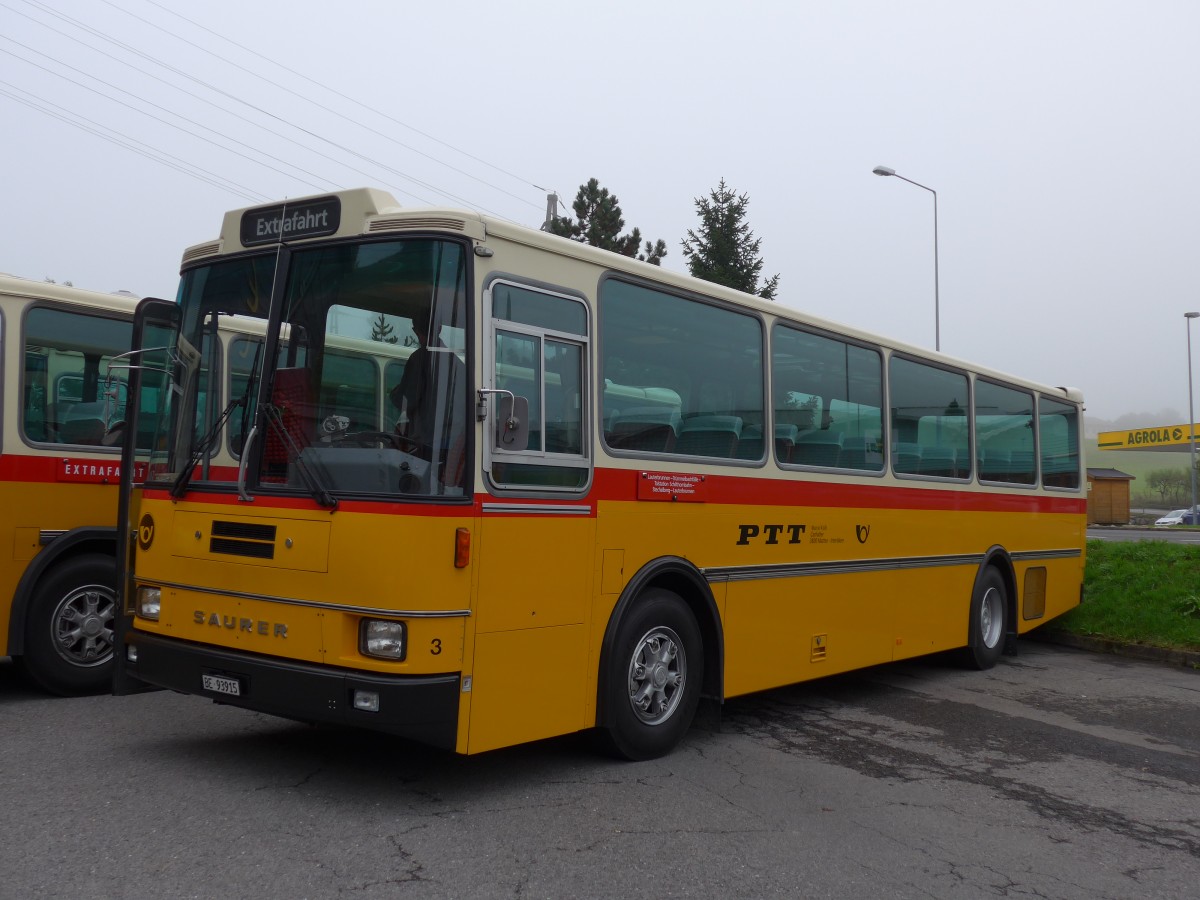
3,0,1197,424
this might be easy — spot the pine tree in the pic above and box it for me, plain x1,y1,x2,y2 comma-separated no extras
548,178,666,266
681,179,779,300
370,313,398,344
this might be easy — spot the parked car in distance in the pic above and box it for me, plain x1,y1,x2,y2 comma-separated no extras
1155,508,1200,526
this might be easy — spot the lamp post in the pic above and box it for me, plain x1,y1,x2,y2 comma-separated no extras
873,165,940,352
1187,312,1199,520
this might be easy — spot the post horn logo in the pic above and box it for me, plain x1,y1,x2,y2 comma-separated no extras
137,514,155,551
856,524,871,544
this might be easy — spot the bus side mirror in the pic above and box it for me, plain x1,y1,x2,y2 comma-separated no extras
495,394,530,451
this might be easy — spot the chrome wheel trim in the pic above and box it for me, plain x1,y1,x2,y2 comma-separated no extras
979,586,1004,650
51,583,116,668
627,625,687,725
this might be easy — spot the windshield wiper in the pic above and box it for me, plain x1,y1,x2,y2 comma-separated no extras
169,396,245,499
174,336,265,500
262,403,338,510
236,341,263,457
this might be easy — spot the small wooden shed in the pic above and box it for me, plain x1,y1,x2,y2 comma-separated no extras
1086,468,1134,525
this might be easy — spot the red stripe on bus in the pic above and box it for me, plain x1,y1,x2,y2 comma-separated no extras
0,454,122,482
0,456,240,484
590,468,1087,515
120,467,1088,517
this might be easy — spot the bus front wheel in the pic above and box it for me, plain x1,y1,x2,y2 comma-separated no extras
601,588,703,761
959,567,1007,671
20,554,117,695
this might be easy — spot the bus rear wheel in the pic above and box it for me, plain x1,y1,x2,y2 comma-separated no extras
20,554,117,695
601,588,703,761
958,567,1007,670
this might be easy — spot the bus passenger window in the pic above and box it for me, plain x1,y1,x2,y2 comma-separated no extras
24,351,49,441
1039,397,1081,489
889,357,969,480
495,330,542,452
23,307,132,447
772,325,883,471
975,380,1035,485
601,280,764,462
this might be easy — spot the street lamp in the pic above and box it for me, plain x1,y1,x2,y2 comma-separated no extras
873,165,940,351
1187,312,1199,520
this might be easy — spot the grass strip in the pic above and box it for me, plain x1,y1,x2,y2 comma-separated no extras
1052,540,1200,650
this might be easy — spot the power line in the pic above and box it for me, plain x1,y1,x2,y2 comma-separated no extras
13,0,507,214
0,81,268,202
126,0,546,211
1,2,437,205
0,39,334,193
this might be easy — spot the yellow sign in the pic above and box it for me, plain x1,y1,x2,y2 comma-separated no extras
1097,423,1198,451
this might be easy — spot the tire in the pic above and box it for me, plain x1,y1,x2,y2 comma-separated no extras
601,588,703,761
958,567,1007,670
20,554,117,695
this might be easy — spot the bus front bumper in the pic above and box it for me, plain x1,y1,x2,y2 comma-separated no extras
125,632,461,751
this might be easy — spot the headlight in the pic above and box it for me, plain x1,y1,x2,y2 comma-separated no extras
137,585,162,621
360,619,406,660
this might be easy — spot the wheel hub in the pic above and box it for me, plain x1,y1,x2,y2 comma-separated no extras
81,616,105,638
54,586,116,666
980,586,1003,649
627,627,687,726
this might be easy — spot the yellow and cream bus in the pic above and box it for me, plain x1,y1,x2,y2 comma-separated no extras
112,189,1085,758
0,274,142,693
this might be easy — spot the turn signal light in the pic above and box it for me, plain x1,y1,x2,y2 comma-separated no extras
455,527,471,568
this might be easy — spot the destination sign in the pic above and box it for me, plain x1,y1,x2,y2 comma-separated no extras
240,196,341,247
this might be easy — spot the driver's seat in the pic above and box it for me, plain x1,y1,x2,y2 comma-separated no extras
262,367,313,482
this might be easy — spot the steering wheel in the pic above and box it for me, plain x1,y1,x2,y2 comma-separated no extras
336,430,403,449
336,431,434,460
391,432,425,455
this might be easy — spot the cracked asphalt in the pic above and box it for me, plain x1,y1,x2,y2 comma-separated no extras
2,641,1197,899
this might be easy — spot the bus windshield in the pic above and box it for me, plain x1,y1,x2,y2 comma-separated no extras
146,238,470,500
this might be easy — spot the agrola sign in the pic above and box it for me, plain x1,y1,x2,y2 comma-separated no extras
1097,423,1197,451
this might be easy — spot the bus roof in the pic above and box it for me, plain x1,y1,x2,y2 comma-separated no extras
181,188,1082,406
0,272,142,312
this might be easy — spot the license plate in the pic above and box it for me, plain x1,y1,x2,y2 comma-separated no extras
201,673,242,697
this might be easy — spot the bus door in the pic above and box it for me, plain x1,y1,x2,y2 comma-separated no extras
112,298,190,694
470,281,595,752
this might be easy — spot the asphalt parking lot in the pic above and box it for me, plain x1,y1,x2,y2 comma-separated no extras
2,641,1197,899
